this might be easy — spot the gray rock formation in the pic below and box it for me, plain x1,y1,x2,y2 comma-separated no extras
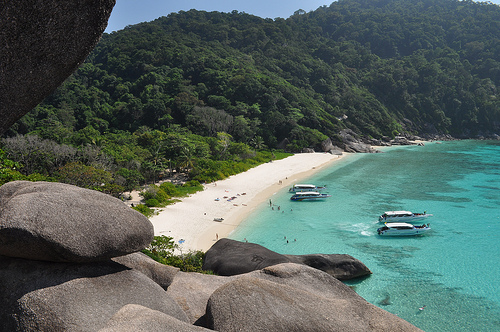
202,238,371,280
0,181,154,262
166,271,239,324
99,304,211,332
285,253,372,280
112,252,180,290
391,136,417,145
246,263,364,300
321,137,344,155
333,129,380,153
0,256,188,331
202,239,292,276
0,0,116,136
206,264,422,332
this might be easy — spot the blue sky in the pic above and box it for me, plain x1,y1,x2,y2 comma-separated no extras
105,0,337,33
105,0,500,33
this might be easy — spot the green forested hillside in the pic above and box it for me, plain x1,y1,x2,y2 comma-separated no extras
2,0,500,194
11,0,500,144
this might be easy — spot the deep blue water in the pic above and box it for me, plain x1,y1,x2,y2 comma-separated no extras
230,140,500,331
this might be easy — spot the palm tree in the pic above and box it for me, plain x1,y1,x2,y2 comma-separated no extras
250,136,266,151
177,145,195,172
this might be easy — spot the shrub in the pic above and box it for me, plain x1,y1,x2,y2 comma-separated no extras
144,198,160,207
142,235,211,273
159,181,177,196
131,204,156,218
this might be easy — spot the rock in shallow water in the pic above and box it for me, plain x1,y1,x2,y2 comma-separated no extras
285,253,372,280
0,181,154,262
203,238,371,280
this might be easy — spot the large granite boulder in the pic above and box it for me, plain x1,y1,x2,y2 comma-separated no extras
99,304,211,332
206,263,422,332
321,138,344,155
0,0,116,136
0,181,154,262
246,263,364,300
168,263,383,329
333,129,380,153
112,252,180,290
202,239,291,275
168,262,370,326
285,253,372,280
166,271,238,324
0,256,188,331
203,238,371,280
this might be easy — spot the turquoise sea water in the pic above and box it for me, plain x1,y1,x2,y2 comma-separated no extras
229,140,500,332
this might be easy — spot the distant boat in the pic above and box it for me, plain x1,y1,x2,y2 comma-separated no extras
378,211,433,223
290,192,331,201
289,184,327,192
213,218,224,222
377,222,431,236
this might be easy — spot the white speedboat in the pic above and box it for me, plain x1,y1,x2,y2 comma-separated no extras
377,222,431,236
290,191,331,201
378,211,432,223
289,184,326,192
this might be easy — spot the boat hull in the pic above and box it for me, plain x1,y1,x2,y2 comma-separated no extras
290,193,331,201
289,185,326,193
377,222,431,236
377,228,431,236
378,215,431,223
378,211,432,223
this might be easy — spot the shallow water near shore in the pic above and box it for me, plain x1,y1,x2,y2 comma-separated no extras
230,140,500,331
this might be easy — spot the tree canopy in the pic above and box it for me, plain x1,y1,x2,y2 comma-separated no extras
9,0,500,144
3,0,500,195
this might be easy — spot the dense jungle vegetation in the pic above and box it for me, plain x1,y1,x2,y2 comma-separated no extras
2,0,500,198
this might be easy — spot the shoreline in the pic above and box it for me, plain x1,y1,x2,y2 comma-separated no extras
149,152,351,253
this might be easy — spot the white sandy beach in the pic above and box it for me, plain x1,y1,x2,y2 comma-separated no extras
149,153,350,253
